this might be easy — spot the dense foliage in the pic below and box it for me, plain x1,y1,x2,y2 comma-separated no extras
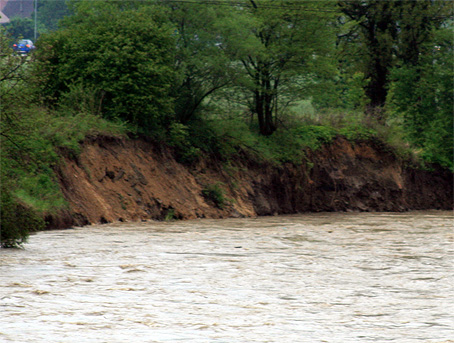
1,28,126,247
388,22,454,167
36,1,176,134
338,0,451,115
1,180,44,248
1,0,452,247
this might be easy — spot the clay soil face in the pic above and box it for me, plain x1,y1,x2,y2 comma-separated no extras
56,138,247,226
50,136,453,229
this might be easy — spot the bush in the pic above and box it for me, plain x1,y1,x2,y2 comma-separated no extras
338,125,376,141
202,183,228,209
35,1,176,134
291,125,337,150
167,122,201,164
1,183,44,248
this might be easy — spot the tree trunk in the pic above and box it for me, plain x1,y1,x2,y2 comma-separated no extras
255,88,265,134
255,68,276,136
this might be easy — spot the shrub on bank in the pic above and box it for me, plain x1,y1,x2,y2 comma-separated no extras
1,183,44,248
202,183,228,209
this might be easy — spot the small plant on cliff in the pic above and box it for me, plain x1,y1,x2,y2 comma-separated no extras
164,208,176,221
202,182,228,209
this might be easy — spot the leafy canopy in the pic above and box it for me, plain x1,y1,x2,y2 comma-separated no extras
218,0,337,135
36,1,176,133
160,0,234,123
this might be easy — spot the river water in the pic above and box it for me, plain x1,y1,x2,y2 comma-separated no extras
1,211,453,343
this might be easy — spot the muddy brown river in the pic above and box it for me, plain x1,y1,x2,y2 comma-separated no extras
1,211,453,342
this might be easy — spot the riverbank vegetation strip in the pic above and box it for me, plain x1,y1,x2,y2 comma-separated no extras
1,0,453,247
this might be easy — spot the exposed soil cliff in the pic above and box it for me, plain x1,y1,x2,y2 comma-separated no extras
48,136,453,229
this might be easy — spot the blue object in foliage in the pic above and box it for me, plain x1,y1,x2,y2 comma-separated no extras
13,39,35,54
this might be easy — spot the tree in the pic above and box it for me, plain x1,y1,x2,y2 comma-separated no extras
2,16,34,41
35,1,176,133
396,0,451,67
388,20,453,169
37,0,71,33
160,0,233,124
338,0,398,116
219,0,336,135
338,0,451,118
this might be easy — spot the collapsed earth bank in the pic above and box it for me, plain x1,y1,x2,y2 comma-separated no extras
48,136,453,229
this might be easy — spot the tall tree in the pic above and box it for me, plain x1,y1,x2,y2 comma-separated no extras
396,0,451,67
388,19,453,169
338,0,398,115
37,0,71,33
160,0,233,123
219,0,336,135
35,1,176,133
338,0,451,117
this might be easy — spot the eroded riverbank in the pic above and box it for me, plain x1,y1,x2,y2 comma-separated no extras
49,136,453,229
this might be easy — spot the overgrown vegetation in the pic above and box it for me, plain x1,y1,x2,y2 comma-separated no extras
1,28,127,247
1,0,452,247
0,180,45,248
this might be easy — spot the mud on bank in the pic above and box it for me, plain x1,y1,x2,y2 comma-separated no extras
47,136,453,229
